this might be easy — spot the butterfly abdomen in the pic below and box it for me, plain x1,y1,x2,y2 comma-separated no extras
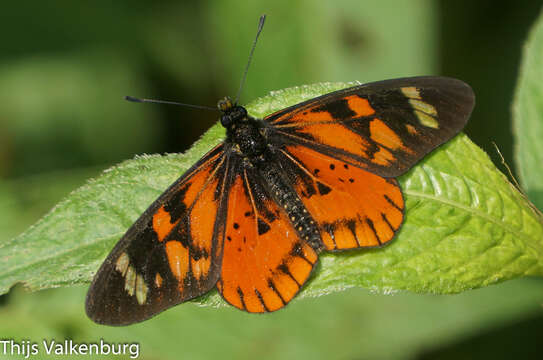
253,155,323,252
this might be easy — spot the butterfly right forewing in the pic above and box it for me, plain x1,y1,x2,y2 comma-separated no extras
86,144,231,325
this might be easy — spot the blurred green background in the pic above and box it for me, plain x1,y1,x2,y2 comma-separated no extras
1,1,542,359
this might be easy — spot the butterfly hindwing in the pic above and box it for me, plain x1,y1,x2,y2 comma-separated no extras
275,144,404,250
86,145,230,325
266,76,475,177
217,166,318,312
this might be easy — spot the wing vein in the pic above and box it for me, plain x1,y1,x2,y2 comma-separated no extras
187,154,227,213
243,168,260,238
273,128,367,168
277,148,352,197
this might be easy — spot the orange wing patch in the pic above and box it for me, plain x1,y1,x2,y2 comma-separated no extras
269,94,375,127
345,95,375,117
153,206,175,242
369,118,407,152
274,119,413,171
280,145,404,250
218,174,318,312
186,173,221,282
165,240,189,284
151,149,223,243
297,122,371,156
156,152,225,285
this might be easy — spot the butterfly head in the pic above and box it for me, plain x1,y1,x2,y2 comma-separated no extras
218,96,248,129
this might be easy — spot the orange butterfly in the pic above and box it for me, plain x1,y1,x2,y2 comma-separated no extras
85,18,474,326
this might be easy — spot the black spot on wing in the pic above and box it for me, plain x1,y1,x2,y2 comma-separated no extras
164,185,188,223
317,182,331,195
257,218,271,235
190,246,209,260
237,287,247,310
290,242,304,257
164,218,190,248
384,194,403,211
255,289,269,312
268,279,287,305
380,213,393,232
259,205,277,223
365,218,381,245
323,223,337,249
311,99,356,119
290,242,315,265
277,262,301,287
346,219,360,246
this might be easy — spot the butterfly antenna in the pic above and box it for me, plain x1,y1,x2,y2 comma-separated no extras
234,14,266,104
125,96,217,111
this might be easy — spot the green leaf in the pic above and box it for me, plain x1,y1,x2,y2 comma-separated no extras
513,9,543,209
0,167,103,242
1,82,542,307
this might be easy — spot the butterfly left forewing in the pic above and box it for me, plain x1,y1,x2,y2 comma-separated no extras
86,145,230,325
266,76,474,177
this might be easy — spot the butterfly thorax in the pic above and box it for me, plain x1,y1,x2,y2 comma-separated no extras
219,97,268,158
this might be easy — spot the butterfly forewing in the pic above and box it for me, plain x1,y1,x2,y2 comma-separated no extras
266,76,475,177
85,145,230,325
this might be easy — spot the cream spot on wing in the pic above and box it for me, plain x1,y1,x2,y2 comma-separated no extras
414,110,439,128
406,124,418,135
409,99,437,116
401,86,421,99
125,265,137,296
155,273,163,288
402,87,438,128
115,252,130,276
116,252,148,303
136,274,148,305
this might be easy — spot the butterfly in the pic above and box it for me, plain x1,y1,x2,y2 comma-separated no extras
85,74,474,325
